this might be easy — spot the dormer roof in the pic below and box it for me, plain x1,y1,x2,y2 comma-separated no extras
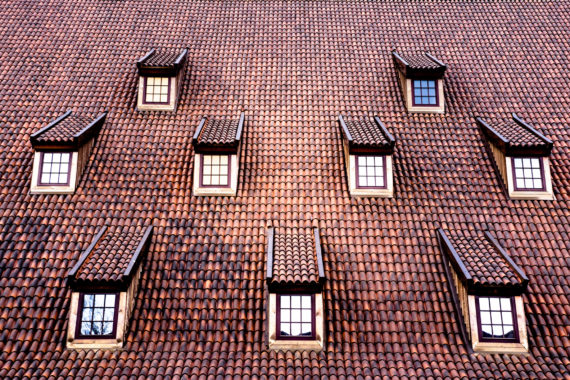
266,227,325,292
30,111,106,150
339,115,396,154
392,51,447,79
67,225,153,291
438,229,529,295
137,48,188,76
477,113,553,156
192,112,245,154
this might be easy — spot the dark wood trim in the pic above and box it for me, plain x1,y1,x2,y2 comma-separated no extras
338,115,353,142
266,227,274,281
475,296,520,343
68,226,108,280
75,292,120,340
510,156,546,192
37,151,73,187
275,293,316,340
437,229,474,354
484,232,529,285
123,225,153,279
355,154,388,189
437,229,473,282
142,77,171,105
313,228,325,281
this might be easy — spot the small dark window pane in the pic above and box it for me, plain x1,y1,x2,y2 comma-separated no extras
78,293,117,337
478,296,517,342
512,157,544,190
412,80,438,106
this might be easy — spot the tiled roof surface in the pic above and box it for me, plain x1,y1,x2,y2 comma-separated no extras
196,118,240,146
344,117,392,148
398,52,442,69
72,226,148,283
142,50,182,67
491,120,548,147
446,233,523,287
0,0,569,379
33,113,92,143
271,227,319,286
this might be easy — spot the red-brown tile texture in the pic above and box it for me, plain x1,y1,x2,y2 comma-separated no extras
271,227,319,286
0,1,569,379
344,117,392,148
397,52,443,69
72,225,147,284
33,113,93,144
489,118,548,148
446,233,523,287
141,49,184,67
196,118,240,146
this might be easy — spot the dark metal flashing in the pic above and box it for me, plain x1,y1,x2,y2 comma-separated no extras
374,116,396,144
192,118,207,143
123,225,154,280
512,113,554,146
30,112,107,150
314,227,325,281
485,231,529,286
437,229,473,283
235,112,245,142
437,229,474,354
338,115,353,142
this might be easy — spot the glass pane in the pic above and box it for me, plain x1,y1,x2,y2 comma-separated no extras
211,165,220,175
93,308,104,321
91,322,103,335
503,326,515,338
203,155,211,165
489,298,500,310
160,95,167,102
61,153,70,163
219,156,228,165
428,81,435,88
531,159,540,168
358,156,366,165
291,309,301,323
491,311,502,324
219,176,228,186
359,176,367,187
82,307,92,322
291,296,301,308
290,323,301,336
479,297,490,310
212,156,220,165
81,322,91,335
377,177,384,187
280,309,290,322
84,294,94,307
280,323,290,336
104,308,115,321
301,323,312,336
533,179,543,188
211,176,220,185
516,179,526,188
203,165,211,175
492,325,503,337
94,295,105,307
202,176,211,185
41,174,50,183
481,324,492,337
105,294,115,307
102,322,113,335
502,312,513,325
301,296,312,309
220,164,228,175
523,158,531,167
500,298,511,311
480,311,491,324
280,295,290,309
513,158,522,168
301,309,312,323
58,174,68,183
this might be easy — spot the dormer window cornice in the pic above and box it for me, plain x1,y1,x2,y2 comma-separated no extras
392,50,447,113
477,113,554,200
437,228,529,353
29,111,106,194
136,48,188,111
339,115,396,197
192,113,244,196
66,225,153,349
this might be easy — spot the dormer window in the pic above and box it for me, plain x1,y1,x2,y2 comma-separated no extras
192,113,244,196
66,225,153,349
392,50,446,113
29,111,106,194
339,115,396,197
136,48,187,111
266,227,325,351
437,229,529,353
477,113,554,200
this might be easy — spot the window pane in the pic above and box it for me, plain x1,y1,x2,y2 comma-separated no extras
102,322,113,335
301,296,311,309
291,309,301,323
291,296,301,308
290,323,301,336
81,322,91,335
278,294,313,338
93,308,104,321
480,311,491,324
94,295,105,307
280,323,290,336
489,298,500,310
478,297,516,341
281,309,290,322
502,312,513,325
479,297,490,310
301,309,312,323
301,323,312,336
104,308,115,321
82,308,92,322
84,294,94,307
500,298,511,311
492,325,503,337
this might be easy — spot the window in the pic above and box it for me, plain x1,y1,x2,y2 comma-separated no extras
76,293,119,338
277,294,315,339
144,77,170,104
412,79,438,106
476,296,518,343
201,155,231,187
356,156,386,189
512,157,545,191
39,152,71,186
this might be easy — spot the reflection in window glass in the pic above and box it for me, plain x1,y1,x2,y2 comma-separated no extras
79,294,116,337
413,80,437,105
478,296,517,341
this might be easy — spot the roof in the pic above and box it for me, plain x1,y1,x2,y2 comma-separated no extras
392,51,447,79
29,111,106,149
477,113,553,156
137,48,188,76
0,1,569,378
192,112,244,153
67,225,153,290
438,229,529,294
339,115,396,154
266,227,324,292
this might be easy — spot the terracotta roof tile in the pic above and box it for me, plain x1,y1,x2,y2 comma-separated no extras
340,115,395,153
29,111,106,148
398,52,443,70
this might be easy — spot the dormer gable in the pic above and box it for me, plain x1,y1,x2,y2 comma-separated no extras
339,115,396,197
438,228,529,354
66,225,153,349
136,48,188,111
392,50,447,113
192,112,244,196
265,227,325,351
29,110,106,194
477,113,554,200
